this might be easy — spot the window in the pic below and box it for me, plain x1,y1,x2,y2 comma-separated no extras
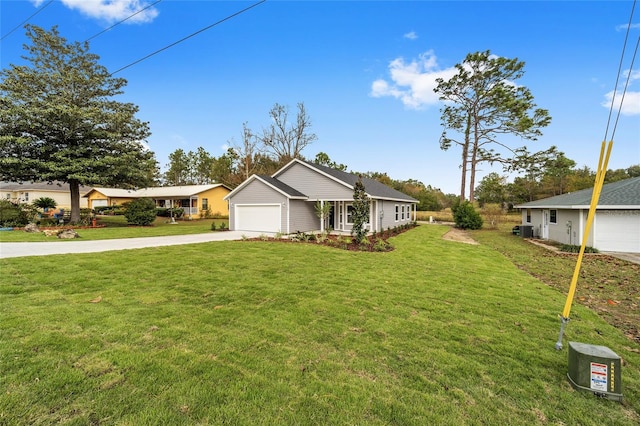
24,192,29,202
550,209,557,224
526,209,531,223
395,205,399,221
202,198,208,211
5,193,10,200
401,205,405,220
347,205,354,224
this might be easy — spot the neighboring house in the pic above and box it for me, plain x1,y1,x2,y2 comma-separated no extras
516,177,640,253
84,184,231,219
0,181,90,209
224,159,418,234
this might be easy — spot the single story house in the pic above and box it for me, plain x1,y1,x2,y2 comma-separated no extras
84,184,231,219
224,159,418,234
1,181,90,209
515,176,640,253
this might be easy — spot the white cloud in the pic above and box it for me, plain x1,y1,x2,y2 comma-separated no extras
403,31,418,40
601,69,640,116
370,50,457,109
615,23,640,31
603,90,640,116
46,0,159,24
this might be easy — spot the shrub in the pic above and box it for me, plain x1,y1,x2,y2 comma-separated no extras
156,207,184,218
94,205,111,214
210,222,217,231
452,201,483,230
219,222,227,231
559,244,599,253
0,200,30,227
124,198,157,226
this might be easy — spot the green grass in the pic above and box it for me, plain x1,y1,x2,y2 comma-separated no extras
0,215,228,242
1,225,638,425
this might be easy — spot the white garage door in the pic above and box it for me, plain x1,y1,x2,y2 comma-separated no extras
595,211,640,253
235,204,281,232
92,199,108,208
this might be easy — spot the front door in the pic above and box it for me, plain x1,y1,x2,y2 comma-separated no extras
542,210,549,239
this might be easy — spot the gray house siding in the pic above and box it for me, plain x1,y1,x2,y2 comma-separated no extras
377,199,414,230
289,200,318,233
277,163,353,200
228,179,287,231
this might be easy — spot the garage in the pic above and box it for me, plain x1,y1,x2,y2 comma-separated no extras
595,211,640,252
235,204,281,232
91,199,108,208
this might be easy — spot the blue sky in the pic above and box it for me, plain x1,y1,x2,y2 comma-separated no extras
1,0,639,194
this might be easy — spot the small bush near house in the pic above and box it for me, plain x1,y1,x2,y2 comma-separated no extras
124,198,157,226
156,207,184,218
559,244,599,253
452,201,483,230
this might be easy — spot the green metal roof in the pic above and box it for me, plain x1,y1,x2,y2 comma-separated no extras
516,176,640,209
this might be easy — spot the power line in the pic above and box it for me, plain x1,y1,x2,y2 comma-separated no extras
85,0,163,43
1,0,54,42
610,35,639,142
110,0,267,75
604,0,636,141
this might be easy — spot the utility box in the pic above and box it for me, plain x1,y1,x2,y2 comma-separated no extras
567,342,622,401
520,225,534,238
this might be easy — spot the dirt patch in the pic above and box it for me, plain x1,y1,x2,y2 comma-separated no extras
442,227,479,245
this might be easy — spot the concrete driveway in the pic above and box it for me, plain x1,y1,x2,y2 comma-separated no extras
0,231,272,259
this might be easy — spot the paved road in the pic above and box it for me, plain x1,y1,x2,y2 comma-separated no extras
0,231,271,259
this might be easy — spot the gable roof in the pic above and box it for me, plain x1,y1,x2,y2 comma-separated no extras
86,184,229,199
516,176,640,209
275,159,418,203
223,175,307,200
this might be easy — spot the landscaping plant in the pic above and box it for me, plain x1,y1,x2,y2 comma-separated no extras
123,198,157,226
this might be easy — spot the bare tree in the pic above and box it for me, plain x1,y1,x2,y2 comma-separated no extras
230,122,260,180
260,102,317,163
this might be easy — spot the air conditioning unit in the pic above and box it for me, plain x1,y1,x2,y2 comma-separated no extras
567,342,622,401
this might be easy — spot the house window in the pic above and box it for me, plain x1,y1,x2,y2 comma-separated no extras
526,209,531,223
401,205,405,220
395,205,399,221
346,204,369,225
347,205,354,224
202,198,208,211
550,209,557,224
407,204,412,221
24,192,29,202
5,193,10,200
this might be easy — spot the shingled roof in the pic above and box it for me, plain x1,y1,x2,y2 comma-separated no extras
516,176,640,209
290,160,418,203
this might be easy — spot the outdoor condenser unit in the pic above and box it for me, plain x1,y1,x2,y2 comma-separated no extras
567,341,622,401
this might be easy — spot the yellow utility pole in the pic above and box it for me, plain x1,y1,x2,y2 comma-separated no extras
555,141,613,350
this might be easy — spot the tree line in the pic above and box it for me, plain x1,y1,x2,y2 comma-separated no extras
1,26,635,223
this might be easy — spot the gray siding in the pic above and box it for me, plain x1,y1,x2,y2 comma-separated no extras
228,179,287,231
278,163,353,200
289,200,318,233
378,199,414,230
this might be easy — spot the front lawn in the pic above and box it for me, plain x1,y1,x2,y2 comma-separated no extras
1,225,638,424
